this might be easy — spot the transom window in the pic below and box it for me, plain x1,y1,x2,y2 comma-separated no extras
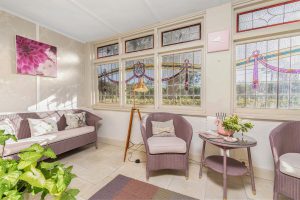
235,35,300,109
161,50,201,106
237,0,300,32
97,62,120,104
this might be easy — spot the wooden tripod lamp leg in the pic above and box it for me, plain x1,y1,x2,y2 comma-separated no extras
123,108,135,162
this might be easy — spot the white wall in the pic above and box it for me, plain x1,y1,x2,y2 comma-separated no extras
0,10,85,113
86,2,286,180
93,109,280,179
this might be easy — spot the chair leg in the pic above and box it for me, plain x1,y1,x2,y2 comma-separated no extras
95,141,98,149
273,192,279,200
185,169,189,180
185,157,189,180
146,164,149,181
146,169,149,181
273,176,279,200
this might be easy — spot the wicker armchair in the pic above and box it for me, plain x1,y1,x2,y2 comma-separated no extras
140,112,193,180
269,121,300,200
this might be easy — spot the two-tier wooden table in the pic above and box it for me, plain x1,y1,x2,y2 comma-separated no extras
198,132,257,200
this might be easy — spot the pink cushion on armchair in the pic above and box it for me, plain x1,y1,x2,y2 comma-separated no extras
147,136,186,154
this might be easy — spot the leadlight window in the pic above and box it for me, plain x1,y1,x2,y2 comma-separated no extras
97,43,119,58
162,24,201,46
97,63,119,103
235,35,300,109
125,35,154,53
161,50,201,106
125,58,154,105
237,0,300,32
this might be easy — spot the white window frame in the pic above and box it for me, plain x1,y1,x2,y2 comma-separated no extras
157,48,204,113
92,16,206,115
232,0,300,120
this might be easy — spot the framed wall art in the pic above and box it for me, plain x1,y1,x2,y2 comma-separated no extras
16,35,57,77
97,43,119,59
207,29,230,53
162,23,201,47
125,35,154,53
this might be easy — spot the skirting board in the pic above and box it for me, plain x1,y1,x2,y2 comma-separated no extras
98,136,274,181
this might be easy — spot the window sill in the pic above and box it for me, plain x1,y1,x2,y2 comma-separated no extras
234,108,300,121
91,105,298,121
92,104,206,117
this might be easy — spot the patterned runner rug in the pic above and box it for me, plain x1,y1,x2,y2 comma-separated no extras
89,174,198,200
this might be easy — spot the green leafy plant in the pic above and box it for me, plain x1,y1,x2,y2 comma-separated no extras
0,129,17,157
0,141,79,200
222,114,254,133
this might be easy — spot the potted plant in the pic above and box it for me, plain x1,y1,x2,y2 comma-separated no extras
0,130,79,200
221,114,254,137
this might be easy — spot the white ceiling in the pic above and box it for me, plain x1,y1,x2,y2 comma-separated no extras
0,0,232,42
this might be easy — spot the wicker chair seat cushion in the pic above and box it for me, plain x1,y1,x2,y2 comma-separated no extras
147,136,186,154
280,153,300,179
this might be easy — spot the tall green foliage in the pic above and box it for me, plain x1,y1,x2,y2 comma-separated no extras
0,133,79,200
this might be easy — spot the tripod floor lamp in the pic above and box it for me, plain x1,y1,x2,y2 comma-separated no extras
123,78,148,162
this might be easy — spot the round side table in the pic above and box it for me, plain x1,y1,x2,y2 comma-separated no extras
198,132,257,200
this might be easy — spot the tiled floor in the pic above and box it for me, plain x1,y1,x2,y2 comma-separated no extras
57,142,278,200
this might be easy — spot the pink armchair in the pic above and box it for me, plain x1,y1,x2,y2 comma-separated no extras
269,121,300,200
140,112,193,180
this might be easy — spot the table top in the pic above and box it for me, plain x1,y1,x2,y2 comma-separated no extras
198,131,257,148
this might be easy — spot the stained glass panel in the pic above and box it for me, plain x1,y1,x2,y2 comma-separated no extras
125,58,154,105
237,0,300,32
97,63,119,104
97,43,119,58
162,24,201,46
161,50,201,106
235,35,300,109
125,35,154,53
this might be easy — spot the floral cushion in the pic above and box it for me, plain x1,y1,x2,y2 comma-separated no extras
65,112,86,130
28,118,58,137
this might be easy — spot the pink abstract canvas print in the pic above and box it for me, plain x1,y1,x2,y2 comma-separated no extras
207,29,230,53
16,35,57,77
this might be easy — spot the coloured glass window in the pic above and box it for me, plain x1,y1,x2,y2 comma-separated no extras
161,50,201,106
237,0,300,32
97,63,119,104
162,24,201,46
125,58,154,105
97,43,119,58
235,35,300,109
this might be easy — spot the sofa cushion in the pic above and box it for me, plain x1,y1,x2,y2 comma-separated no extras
65,112,86,130
28,118,58,137
46,126,95,144
1,126,95,157
2,136,50,156
279,153,300,179
147,136,186,154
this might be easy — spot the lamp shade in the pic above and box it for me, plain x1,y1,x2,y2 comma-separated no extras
134,78,148,93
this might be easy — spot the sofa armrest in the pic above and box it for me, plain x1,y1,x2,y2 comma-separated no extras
85,111,102,127
140,115,150,154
